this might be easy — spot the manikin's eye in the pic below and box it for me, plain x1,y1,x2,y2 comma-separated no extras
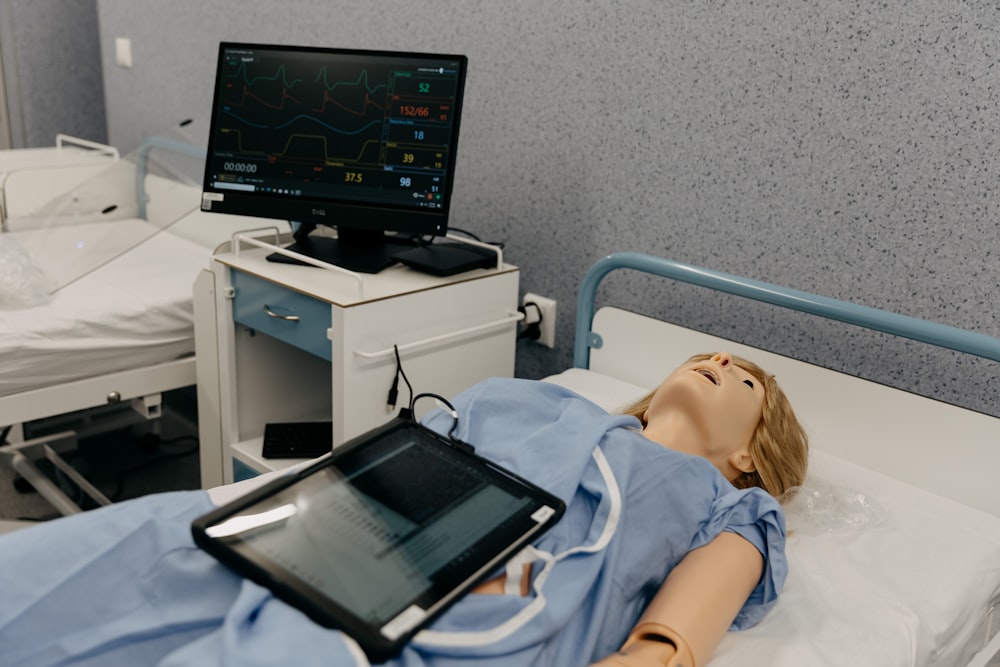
743,379,755,389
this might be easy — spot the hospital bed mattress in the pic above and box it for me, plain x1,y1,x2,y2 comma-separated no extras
545,367,1000,667
0,222,209,398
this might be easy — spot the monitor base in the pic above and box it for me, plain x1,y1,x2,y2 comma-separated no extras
266,225,416,274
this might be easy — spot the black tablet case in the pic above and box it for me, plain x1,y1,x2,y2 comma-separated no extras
191,417,564,662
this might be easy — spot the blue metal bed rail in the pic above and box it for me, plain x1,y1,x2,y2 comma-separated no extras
574,252,1000,369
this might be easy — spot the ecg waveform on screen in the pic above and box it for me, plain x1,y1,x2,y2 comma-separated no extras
215,61,389,167
213,58,455,171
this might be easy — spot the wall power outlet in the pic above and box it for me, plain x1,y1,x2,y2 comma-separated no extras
523,293,557,348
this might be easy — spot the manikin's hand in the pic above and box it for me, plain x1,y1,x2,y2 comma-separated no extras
588,637,682,667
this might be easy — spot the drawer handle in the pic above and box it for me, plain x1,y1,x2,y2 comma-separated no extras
354,311,524,360
263,304,300,322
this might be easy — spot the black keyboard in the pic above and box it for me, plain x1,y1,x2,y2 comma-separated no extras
262,421,333,459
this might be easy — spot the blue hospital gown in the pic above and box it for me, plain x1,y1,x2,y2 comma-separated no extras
0,378,786,667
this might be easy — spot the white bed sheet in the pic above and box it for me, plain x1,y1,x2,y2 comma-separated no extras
544,368,1000,667
0,150,284,403
0,222,210,398
713,450,1000,667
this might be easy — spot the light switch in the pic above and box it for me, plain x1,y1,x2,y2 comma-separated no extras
115,38,133,68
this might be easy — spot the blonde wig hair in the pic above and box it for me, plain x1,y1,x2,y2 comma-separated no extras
620,353,809,500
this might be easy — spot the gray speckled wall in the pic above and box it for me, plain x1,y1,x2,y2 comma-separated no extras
0,0,106,146
96,0,1000,417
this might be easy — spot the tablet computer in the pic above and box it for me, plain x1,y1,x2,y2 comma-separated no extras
191,416,565,662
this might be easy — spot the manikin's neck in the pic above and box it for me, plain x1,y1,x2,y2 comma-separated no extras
641,413,741,483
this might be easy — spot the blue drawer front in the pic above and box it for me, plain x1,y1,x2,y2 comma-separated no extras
233,458,260,482
231,271,333,361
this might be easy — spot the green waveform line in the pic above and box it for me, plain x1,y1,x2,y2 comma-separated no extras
313,67,387,95
225,62,302,89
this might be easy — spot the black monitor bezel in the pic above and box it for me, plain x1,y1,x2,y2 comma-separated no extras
200,42,468,240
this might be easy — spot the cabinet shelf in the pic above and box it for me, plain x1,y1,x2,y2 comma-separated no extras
230,437,312,478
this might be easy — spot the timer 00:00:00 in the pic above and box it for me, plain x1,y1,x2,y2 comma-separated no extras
223,162,258,173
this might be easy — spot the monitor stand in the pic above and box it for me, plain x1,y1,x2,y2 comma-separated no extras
267,224,397,274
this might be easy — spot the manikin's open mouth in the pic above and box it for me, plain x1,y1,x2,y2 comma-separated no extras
695,368,719,385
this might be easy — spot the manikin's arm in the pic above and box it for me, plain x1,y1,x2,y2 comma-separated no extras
590,531,763,667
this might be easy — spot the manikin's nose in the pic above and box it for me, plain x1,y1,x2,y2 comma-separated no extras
712,352,733,369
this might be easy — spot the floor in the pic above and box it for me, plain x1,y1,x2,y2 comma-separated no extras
0,389,201,523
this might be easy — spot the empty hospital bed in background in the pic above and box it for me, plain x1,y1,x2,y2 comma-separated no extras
0,134,120,226
0,136,279,514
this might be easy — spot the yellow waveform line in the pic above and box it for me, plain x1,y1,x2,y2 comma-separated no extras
218,128,382,165
275,134,382,166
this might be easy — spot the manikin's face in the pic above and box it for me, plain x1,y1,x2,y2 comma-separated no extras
642,352,765,481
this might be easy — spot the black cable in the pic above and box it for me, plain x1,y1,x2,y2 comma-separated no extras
448,227,505,250
45,434,199,504
105,435,199,502
447,227,482,242
387,354,472,452
518,302,543,341
409,392,468,447
388,344,414,412
14,514,57,523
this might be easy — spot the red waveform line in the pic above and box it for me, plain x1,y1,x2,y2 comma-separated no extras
311,90,384,116
224,84,302,110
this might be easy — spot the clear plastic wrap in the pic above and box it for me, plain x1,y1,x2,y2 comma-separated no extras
780,479,889,534
0,234,54,309
0,136,204,294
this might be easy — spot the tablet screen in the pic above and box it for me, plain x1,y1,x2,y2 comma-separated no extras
192,419,564,659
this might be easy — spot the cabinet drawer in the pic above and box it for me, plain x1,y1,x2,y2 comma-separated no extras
231,270,332,361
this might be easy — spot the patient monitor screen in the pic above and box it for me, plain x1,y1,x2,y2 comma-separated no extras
201,42,468,238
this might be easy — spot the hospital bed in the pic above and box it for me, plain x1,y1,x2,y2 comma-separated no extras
0,134,120,225
0,136,277,514
195,251,1000,667
545,253,1000,667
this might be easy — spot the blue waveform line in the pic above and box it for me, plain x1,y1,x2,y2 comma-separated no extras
221,109,269,129
275,115,381,135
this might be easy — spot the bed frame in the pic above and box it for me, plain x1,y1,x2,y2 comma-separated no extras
0,137,208,514
576,251,1000,517
571,252,1000,667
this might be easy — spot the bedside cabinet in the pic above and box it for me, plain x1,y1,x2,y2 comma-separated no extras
193,231,520,487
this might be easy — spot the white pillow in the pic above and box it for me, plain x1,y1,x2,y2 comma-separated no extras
541,368,650,413
710,450,1000,667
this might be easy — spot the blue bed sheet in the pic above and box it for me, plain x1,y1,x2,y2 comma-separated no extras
0,378,785,667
